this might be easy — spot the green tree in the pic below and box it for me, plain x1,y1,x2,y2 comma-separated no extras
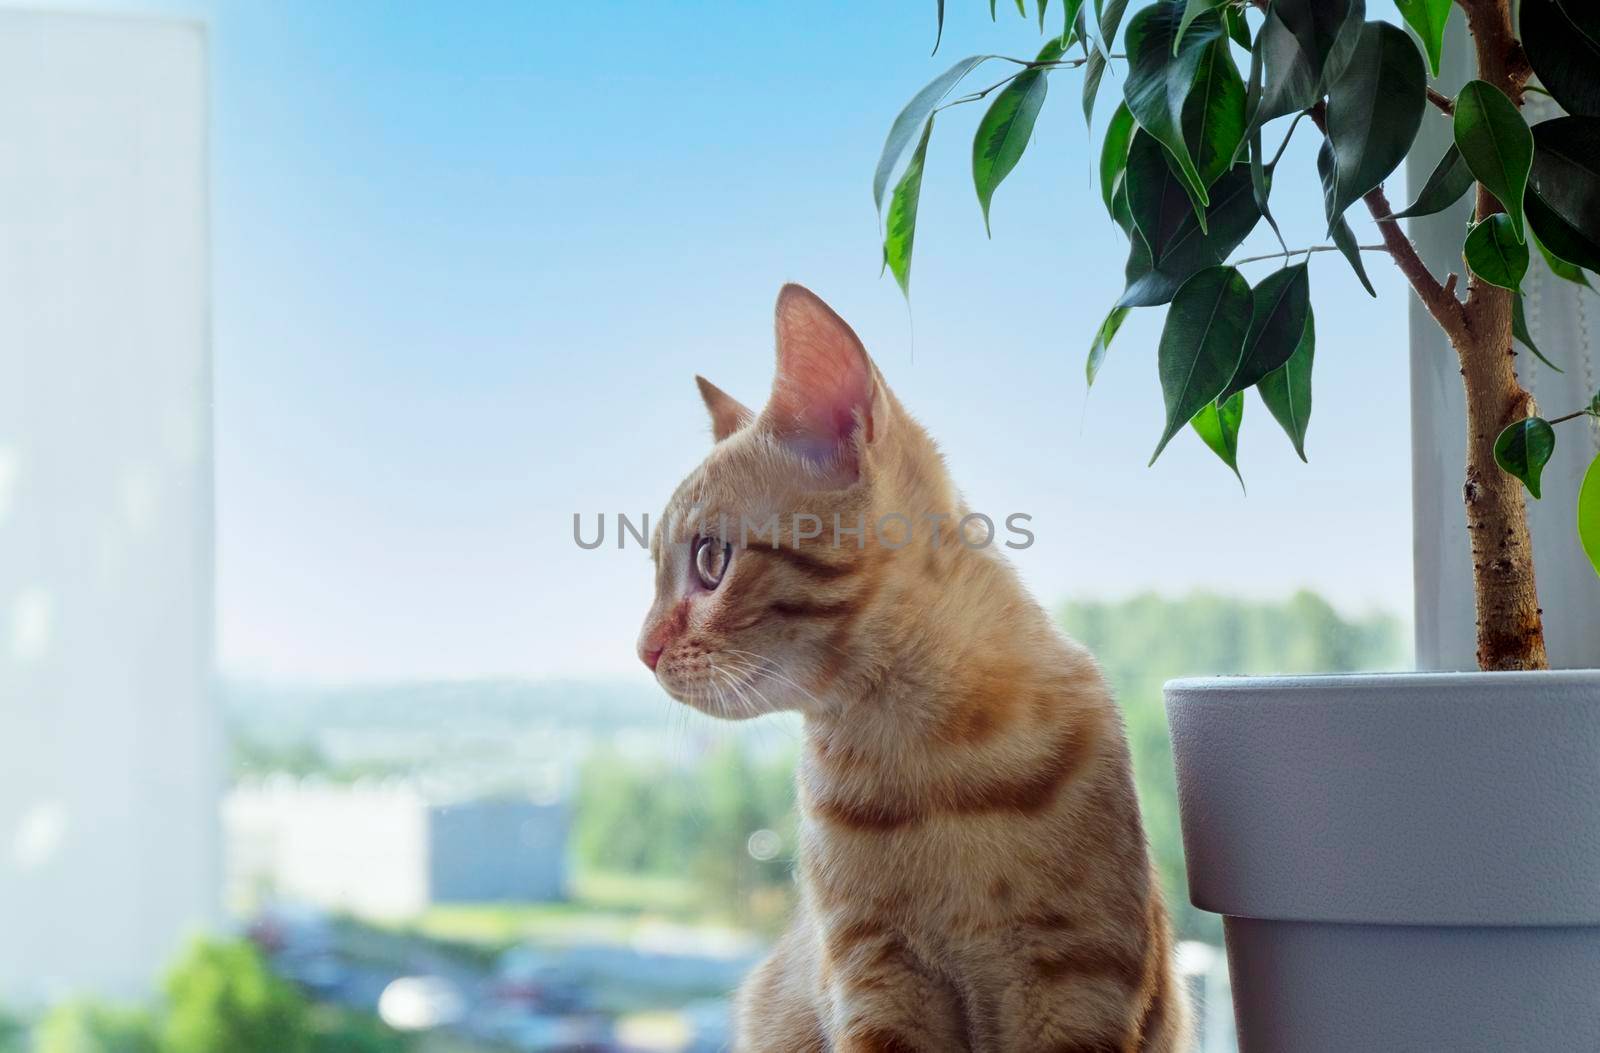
1061,590,1403,941
692,742,799,921
572,750,698,875
34,1001,158,1053
572,743,799,925
161,938,310,1053
305,1006,412,1053
0,1009,26,1053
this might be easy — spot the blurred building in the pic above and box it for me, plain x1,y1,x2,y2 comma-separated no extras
224,781,568,919
0,12,216,1003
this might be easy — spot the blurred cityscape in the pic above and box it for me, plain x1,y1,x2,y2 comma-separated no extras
4,592,1401,1053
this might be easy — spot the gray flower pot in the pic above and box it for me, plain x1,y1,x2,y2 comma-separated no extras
1166,671,1600,1052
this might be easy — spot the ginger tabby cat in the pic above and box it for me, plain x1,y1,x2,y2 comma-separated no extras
637,284,1190,1052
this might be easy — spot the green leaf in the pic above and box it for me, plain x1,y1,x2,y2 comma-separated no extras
1464,213,1529,290
1100,102,1137,216
1527,191,1600,273
1251,9,1321,127
1325,21,1427,227
1222,262,1311,400
1224,5,1251,50
1015,0,1027,18
1581,452,1600,579
1111,172,1135,235
1182,38,1248,190
1328,204,1375,295
1039,0,1049,32
1528,117,1600,261
1176,0,1220,55
1086,305,1131,387
972,40,1063,233
884,118,933,296
1453,80,1533,242
1151,265,1253,464
1316,137,1377,296
1124,130,1203,266
1248,132,1283,247
1093,0,1133,61
1493,416,1555,499
991,0,999,19
933,0,946,54
875,56,990,213
1083,47,1109,126
1257,305,1315,461
1060,0,1087,44
1242,36,1284,248
1391,143,1474,220
1191,391,1246,489
1395,0,1451,77
1119,133,1261,307
1124,131,1261,273
1273,0,1365,88
1522,0,1600,118
1512,292,1564,373
1533,229,1593,288
1083,0,1132,120
1556,0,1600,43
1123,2,1225,221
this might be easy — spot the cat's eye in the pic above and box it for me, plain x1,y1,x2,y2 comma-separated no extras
693,536,733,590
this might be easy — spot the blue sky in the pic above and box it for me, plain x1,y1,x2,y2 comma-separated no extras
58,1,1417,680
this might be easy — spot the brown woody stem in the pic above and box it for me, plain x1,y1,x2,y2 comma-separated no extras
1453,0,1546,668
1305,2,1546,668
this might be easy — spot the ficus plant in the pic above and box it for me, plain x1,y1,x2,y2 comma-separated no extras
874,0,1600,671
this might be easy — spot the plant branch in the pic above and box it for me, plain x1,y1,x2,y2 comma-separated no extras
939,51,1126,110
1426,86,1456,115
993,52,1123,66
1228,243,1386,266
1367,182,1472,343
940,58,1095,108
1549,409,1596,426
1305,101,1469,344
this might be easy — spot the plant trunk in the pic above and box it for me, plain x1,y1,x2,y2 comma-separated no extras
1452,0,1549,671
1452,272,1549,670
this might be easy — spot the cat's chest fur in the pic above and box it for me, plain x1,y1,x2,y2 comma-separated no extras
794,730,1119,958
801,811,1039,938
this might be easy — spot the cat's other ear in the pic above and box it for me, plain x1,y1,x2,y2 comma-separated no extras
764,283,876,478
695,375,753,442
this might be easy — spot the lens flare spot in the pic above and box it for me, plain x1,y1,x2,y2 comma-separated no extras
14,802,68,870
10,588,53,663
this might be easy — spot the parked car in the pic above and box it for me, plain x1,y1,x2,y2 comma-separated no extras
274,947,349,999
487,946,590,1014
496,1012,614,1052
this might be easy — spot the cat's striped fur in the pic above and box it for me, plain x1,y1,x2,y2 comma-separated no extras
638,285,1190,1052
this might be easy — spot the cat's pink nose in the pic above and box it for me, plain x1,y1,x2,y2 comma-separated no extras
642,645,663,672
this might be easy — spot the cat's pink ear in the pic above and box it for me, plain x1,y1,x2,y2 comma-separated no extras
695,375,753,442
764,284,876,476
